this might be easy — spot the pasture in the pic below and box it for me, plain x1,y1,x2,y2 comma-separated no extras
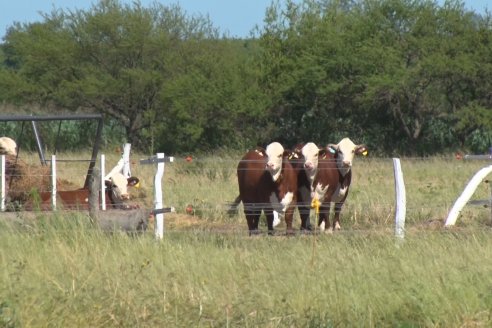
1,151,492,327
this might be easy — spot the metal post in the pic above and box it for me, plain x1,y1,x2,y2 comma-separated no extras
31,120,47,166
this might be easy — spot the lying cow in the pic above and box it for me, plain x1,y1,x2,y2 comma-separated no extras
293,138,367,232
236,142,297,235
23,175,140,211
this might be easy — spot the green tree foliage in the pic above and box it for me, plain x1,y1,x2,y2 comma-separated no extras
258,0,492,154
0,0,265,153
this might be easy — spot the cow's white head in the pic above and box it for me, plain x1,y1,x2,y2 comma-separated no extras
301,142,322,182
265,142,285,182
0,137,17,156
327,138,367,176
108,172,130,200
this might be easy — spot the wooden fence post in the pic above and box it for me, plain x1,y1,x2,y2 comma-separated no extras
89,167,100,225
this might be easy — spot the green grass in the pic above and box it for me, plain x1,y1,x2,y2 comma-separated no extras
2,153,492,326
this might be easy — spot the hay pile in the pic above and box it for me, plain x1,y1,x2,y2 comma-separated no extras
4,156,79,205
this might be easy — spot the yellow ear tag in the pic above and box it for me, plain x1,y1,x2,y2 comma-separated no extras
311,197,321,214
134,182,141,189
362,150,368,156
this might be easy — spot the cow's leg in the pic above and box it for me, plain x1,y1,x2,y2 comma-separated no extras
298,190,312,231
318,202,332,233
264,209,275,235
298,203,312,231
244,205,260,235
284,206,295,235
333,202,344,230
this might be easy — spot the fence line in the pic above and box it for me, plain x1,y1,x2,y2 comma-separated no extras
3,151,492,237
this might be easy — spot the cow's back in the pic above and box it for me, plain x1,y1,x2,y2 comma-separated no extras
237,149,272,204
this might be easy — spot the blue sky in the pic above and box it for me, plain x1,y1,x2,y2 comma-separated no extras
0,0,490,39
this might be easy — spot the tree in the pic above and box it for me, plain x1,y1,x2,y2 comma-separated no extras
0,0,220,149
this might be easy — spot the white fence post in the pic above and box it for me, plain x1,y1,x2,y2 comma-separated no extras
154,153,165,239
1,155,5,212
100,154,106,211
140,153,175,240
51,155,57,210
445,164,492,226
393,158,406,239
122,143,132,178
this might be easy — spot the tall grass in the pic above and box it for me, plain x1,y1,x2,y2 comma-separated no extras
2,152,492,326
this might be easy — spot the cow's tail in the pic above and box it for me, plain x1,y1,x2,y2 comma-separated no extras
226,195,242,216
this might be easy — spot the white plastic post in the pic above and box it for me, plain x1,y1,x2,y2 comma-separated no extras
104,143,132,180
154,153,165,239
51,155,57,210
445,164,492,226
1,155,5,212
122,143,131,178
393,158,406,239
100,154,106,211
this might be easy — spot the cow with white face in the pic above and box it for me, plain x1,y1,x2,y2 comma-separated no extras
289,142,324,231
236,142,297,235
294,138,367,232
0,137,17,156
105,172,140,207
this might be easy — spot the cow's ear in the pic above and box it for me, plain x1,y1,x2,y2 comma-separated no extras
254,147,266,156
293,143,303,153
104,180,114,189
128,177,140,188
318,148,327,158
327,144,337,154
287,150,299,160
356,145,368,156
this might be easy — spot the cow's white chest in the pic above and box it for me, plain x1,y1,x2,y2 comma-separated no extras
269,192,294,218
311,183,328,202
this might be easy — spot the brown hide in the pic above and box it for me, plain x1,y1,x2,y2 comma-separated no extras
237,148,297,234
292,146,351,231
313,152,352,230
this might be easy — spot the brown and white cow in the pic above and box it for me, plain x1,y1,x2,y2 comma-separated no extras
293,138,367,232
236,142,297,235
23,176,141,211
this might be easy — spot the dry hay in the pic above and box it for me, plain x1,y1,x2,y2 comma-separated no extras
5,155,79,204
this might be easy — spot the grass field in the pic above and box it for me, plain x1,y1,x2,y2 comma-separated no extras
1,151,492,326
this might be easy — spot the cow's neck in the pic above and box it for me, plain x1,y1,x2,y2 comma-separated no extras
271,170,282,182
306,169,317,186
337,159,351,177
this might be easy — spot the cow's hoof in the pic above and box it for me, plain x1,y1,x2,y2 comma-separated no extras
324,227,334,234
285,229,295,236
301,223,313,231
249,229,261,236
267,230,275,236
